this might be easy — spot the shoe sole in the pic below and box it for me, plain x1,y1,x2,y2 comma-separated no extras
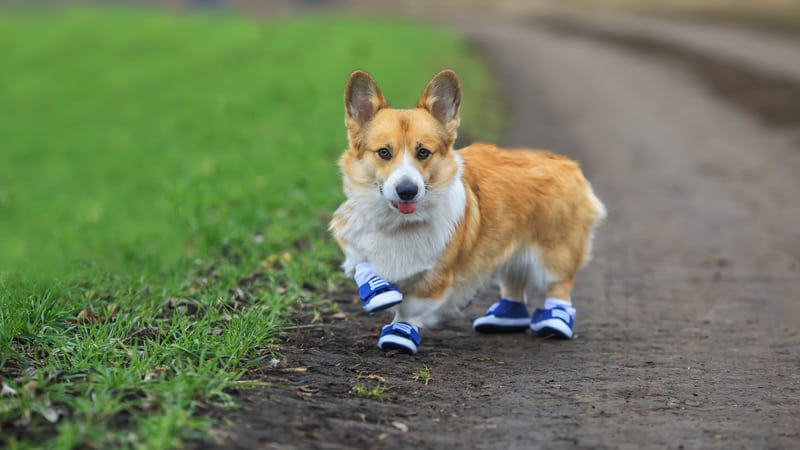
530,318,573,339
377,334,417,354
473,316,530,333
363,291,403,313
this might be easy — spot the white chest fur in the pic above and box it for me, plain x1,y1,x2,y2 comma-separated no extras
335,167,466,283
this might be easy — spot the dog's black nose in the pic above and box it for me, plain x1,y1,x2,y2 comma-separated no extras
396,181,418,201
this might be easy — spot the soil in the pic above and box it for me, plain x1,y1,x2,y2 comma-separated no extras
196,8,800,450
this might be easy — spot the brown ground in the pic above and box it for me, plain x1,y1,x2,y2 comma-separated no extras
196,7,800,450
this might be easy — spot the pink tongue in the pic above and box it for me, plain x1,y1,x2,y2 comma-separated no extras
396,202,417,214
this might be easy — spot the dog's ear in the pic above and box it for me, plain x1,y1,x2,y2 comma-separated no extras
418,70,461,138
344,70,388,137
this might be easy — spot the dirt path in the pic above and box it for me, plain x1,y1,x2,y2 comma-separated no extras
198,12,800,450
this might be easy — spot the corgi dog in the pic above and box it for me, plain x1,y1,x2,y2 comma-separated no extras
330,69,605,354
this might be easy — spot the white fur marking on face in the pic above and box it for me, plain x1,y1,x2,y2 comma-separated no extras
332,154,465,283
383,150,426,203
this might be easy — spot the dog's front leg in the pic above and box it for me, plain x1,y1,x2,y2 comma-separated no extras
392,296,444,329
339,243,367,278
339,241,404,313
377,273,452,355
374,296,443,355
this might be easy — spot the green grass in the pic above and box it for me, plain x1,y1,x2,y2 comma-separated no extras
351,374,388,400
413,366,433,385
0,7,501,449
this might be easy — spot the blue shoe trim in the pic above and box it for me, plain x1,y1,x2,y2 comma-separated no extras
473,299,530,333
358,276,403,312
530,306,574,339
377,322,420,354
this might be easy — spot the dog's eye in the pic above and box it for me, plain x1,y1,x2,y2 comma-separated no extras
416,147,431,161
377,147,392,160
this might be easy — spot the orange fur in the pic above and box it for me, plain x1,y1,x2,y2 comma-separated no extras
425,144,602,299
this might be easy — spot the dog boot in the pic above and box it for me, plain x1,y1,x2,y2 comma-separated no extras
530,298,576,339
354,262,403,313
473,298,531,333
377,322,421,354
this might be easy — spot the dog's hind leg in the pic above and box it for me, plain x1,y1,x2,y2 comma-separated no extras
499,257,531,306
530,244,586,339
545,278,575,302
473,250,541,333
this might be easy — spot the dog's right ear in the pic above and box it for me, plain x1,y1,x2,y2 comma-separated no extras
344,71,388,139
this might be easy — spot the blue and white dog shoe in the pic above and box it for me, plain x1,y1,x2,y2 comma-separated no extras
473,299,531,333
358,276,403,313
377,322,421,354
530,306,574,339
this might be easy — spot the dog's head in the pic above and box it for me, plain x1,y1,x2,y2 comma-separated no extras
339,70,462,220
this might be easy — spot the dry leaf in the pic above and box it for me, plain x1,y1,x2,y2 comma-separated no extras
391,421,409,433
76,309,97,324
277,367,309,373
22,380,39,395
1,382,17,396
40,407,61,423
14,410,31,427
364,374,387,383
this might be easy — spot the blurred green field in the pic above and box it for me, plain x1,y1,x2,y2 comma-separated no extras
0,8,501,449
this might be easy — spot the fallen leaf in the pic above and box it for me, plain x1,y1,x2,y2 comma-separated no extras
364,374,387,383
40,407,61,423
76,309,97,324
22,380,39,395
391,421,409,433
277,367,309,373
14,410,31,427
143,372,159,382
297,386,319,393
1,382,17,396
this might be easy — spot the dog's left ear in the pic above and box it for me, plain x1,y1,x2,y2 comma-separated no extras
418,70,462,139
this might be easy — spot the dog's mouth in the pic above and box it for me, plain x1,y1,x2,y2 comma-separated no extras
392,201,417,215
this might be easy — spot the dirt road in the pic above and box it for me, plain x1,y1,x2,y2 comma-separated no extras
200,11,800,450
